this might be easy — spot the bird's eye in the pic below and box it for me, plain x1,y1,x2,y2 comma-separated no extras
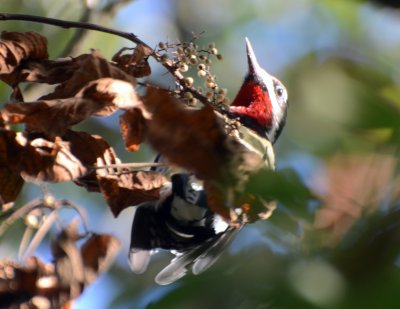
276,87,284,97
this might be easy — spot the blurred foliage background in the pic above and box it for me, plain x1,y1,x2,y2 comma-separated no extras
1,0,400,308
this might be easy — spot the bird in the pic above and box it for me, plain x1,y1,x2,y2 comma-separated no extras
128,38,288,285
228,38,288,145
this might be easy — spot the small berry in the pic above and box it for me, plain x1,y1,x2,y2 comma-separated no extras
184,92,193,100
189,55,197,65
158,42,167,49
185,77,194,86
206,81,215,89
160,54,168,63
25,214,39,229
197,70,207,78
185,47,195,55
43,194,55,207
179,64,189,72
216,54,223,60
188,98,197,105
216,94,225,103
210,47,218,55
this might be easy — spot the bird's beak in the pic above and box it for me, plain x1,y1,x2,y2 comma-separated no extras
245,37,262,76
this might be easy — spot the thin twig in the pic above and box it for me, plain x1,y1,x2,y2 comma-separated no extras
59,199,90,235
0,197,42,237
58,228,85,297
21,210,58,262
0,13,142,44
18,226,33,261
92,162,165,170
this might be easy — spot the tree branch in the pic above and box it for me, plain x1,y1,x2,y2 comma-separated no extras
0,13,143,45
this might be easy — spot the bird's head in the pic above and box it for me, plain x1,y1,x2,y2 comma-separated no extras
229,38,288,144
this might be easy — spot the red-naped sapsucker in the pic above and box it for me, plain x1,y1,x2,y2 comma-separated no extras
129,38,288,285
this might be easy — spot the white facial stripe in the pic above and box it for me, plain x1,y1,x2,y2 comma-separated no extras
245,38,288,142
254,66,287,142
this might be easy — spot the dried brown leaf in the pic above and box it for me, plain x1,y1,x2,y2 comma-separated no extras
0,112,4,128
52,221,86,300
63,130,121,192
10,86,23,102
51,224,119,303
98,171,168,217
81,234,121,284
3,78,140,136
0,31,48,85
0,129,87,182
14,58,80,85
0,221,120,307
203,181,230,219
144,87,229,180
112,44,152,78
0,257,66,308
3,98,104,136
0,167,24,208
80,78,142,116
120,108,147,151
42,51,137,100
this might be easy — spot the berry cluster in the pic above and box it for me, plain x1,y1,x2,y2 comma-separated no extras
157,38,229,108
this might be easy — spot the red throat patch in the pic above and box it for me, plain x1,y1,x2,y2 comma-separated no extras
229,80,273,128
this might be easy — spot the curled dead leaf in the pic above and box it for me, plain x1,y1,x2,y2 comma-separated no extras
112,44,152,78
13,58,80,85
120,108,147,151
41,51,137,100
0,31,48,85
63,130,121,192
81,234,121,284
143,87,229,180
0,129,87,183
80,78,143,116
3,98,104,136
3,78,141,136
0,167,24,208
98,171,168,217
0,256,66,308
0,225,120,307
